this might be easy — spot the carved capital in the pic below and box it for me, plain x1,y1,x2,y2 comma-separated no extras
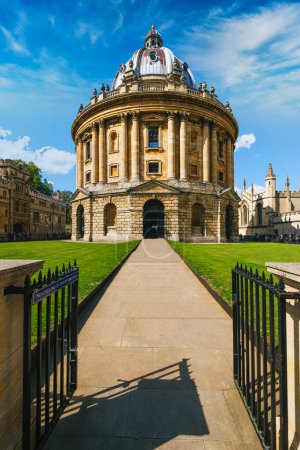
179,112,188,122
120,112,127,123
92,121,98,131
168,111,175,120
132,110,140,121
99,118,105,128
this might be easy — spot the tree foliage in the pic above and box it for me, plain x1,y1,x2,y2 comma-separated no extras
15,160,53,196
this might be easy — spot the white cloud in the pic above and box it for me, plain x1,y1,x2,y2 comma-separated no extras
236,183,265,196
0,25,29,56
0,128,12,138
235,133,256,150
113,13,124,33
177,3,300,108
0,132,75,175
75,22,102,45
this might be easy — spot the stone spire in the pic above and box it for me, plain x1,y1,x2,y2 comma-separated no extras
266,163,275,179
285,175,290,191
243,178,246,192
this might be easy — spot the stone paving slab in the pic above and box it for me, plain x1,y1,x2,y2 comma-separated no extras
47,239,261,450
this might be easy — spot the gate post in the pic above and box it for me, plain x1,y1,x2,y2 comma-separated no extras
0,260,43,450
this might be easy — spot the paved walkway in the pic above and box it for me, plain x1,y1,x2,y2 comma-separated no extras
47,239,261,450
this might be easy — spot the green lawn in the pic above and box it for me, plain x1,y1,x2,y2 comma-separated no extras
169,242,300,306
0,240,139,301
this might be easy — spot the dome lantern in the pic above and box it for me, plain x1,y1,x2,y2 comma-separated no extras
144,25,163,48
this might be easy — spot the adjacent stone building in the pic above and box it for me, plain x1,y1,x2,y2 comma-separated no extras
72,26,239,242
239,164,300,236
0,159,67,240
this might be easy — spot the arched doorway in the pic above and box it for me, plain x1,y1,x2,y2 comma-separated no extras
225,204,234,241
143,200,164,238
104,203,117,235
77,205,84,239
192,203,205,236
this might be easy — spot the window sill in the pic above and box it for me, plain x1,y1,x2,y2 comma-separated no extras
145,147,164,153
108,150,119,154
85,159,92,163
147,172,162,176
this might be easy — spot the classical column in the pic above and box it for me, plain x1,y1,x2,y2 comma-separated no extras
76,138,83,188
179,113,187,180
211,122,218,183
131,112,140,181
231,142,235,188
226,135,232,187
143,122,149,148
98,119,106,183
202,120,210,182
120,113,127,181
168,112,175,179
91,122,99,184
198,120,203,180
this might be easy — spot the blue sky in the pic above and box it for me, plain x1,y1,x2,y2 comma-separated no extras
1,0,300,193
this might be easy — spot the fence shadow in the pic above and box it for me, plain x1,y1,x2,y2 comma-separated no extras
45,359,209,449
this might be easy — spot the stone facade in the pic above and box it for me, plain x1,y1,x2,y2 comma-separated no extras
0,159,67,240
72,27,239,242
239,164,300,237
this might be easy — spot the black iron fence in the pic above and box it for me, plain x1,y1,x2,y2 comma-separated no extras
232,264,300,449
5,262,79,450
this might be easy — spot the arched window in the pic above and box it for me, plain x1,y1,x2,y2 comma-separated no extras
109,131,118,153
226,204,234,240
85,141,91,160
192,203,205,236
105,203,117,228
256,203,263,225
242,204,248,225
76,205,84,239
218,141,224,159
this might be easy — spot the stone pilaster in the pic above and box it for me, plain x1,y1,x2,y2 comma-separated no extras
202,120,210,182
76,138,83,188
98,119,106,183
120,113,127,181
91,122,99,184
131,111,139,181
211,122,218,183
179,113,187,180
168,112,175,179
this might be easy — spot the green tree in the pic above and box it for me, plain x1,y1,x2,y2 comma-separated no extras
15,160,53,196
56,190,73,225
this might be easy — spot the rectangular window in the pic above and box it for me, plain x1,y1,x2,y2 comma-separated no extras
85,171,91,183
33,212,40,223
218,171,224,182
109,164,119,177
147,161,160,174
148,128,159,148
86,141,91,160
190,164,198,176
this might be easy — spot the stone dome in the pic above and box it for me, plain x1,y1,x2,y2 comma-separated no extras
112,26,196,90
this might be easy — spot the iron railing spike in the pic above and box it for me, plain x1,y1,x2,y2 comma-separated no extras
38,271,43,283
25,274,31,287
269,275,274,286
278,278,285,291
262,271,265,281
74,259,77,267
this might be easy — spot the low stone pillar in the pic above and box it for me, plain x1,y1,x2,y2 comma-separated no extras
266,262,300,450
0,260,44,450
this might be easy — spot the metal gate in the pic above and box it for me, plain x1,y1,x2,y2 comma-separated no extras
5,261,79,449
232,264,300,449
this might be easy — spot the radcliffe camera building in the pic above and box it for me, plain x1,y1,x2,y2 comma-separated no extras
71,26,239,242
